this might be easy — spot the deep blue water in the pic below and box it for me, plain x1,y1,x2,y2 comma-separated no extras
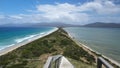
0,27,56,50
65,27,120,63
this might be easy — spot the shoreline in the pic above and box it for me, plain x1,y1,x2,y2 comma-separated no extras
0,28,58,56
67,32,120,67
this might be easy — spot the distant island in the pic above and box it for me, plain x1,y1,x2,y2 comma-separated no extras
83,22,120,28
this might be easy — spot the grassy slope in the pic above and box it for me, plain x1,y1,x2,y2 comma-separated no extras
0,28,96,68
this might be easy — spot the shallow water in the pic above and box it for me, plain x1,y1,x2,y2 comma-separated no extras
65,27,120,63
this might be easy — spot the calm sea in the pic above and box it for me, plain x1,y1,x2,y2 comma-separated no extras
0,27,56,50
65,27,120,63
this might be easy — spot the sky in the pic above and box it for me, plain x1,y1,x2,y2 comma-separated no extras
0,0,120,26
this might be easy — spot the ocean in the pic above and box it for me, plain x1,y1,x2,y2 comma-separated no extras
0,27,56,50
64,27,120,63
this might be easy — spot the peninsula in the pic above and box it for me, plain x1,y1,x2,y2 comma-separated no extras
0,28,119,68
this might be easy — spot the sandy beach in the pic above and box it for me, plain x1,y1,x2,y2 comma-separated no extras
67,32,120,67
0,28,58,56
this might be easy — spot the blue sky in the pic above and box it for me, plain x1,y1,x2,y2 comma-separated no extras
0,0,92,15
0,0,37,15
0,0,120,25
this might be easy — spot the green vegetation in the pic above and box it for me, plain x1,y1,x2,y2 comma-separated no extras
0,28,96,68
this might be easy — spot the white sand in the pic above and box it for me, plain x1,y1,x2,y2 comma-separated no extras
0,28,58,56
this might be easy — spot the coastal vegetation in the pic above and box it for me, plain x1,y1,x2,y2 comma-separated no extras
0,28,96,68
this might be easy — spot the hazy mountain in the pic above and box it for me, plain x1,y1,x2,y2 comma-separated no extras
0,22,81,27
28,22,80,27
1,22,120,28
83,22,120,28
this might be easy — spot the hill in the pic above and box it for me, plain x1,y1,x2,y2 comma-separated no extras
0,22,80,27
83,22,120,28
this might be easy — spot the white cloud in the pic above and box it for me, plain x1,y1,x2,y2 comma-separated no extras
79,0,120,14
36,3,89,23
0,15,5,19
0,0,120,25
10,15,23,19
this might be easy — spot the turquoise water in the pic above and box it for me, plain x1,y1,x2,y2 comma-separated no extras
0,27,56,50
65,27,120,63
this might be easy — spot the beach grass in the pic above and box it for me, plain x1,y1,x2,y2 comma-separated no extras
67,57,96,68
